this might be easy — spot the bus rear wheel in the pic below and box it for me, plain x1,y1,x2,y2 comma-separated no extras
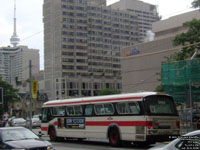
49,128,57,141
108,129,121,147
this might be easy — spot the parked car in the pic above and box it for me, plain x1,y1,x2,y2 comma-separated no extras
148,130,200,150
33,114,41,118
0,127,54,149
8,116,16,126
12,118,26,127
0,120,5,127
26,118,41,128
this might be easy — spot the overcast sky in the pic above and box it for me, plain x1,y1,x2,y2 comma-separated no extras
0,0,196,70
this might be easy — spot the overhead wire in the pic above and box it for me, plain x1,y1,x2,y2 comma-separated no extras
21,30,43,42
120,41,200,60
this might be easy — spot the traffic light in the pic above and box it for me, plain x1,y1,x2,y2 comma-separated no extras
0,88,3,104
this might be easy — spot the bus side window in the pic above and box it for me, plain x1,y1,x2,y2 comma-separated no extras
116,103,128,114
74,105,83,116
52,107,65,116
104,104,114,115
128,102,140,114
66,106,74,116
94,104,104,115
85,105,93,116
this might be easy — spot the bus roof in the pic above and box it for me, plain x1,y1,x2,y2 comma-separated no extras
43,92,167,107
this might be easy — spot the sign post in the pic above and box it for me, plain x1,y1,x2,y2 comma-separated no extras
0,88,3,104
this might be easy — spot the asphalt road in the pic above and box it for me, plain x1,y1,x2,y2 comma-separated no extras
32,128,163,150
50,139,153,150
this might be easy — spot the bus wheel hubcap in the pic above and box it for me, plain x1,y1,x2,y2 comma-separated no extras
111,132,117,144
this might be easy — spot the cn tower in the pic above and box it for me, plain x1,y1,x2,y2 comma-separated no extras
10,0,20,47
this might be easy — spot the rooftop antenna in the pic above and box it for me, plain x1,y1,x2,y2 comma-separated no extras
10,0,20,47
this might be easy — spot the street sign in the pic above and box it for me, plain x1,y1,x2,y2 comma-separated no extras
0,88,3,104
32,80,38,99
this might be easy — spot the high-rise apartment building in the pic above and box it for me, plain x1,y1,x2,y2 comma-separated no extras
43,0,141,100
0,46,40,88
0,47,22,84
110,0,160,43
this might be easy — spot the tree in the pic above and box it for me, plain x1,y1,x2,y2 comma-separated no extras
0,78,19,116
15,76,22,86
192,0,200,9
97,88,120,96
163,0,200,62
165,19,200,62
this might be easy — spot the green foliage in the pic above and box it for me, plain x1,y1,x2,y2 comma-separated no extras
165,19,200,62
192,0,200,8
154,84,164,92
15,77,22,86
0,78,19,116
97,88,120,96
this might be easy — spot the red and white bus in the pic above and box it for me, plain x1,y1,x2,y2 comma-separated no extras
40,92,180,146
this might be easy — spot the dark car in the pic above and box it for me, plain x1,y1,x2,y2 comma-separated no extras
0,120,5,127
0,127,54,150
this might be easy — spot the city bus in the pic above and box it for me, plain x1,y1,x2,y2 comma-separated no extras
40,92,180,147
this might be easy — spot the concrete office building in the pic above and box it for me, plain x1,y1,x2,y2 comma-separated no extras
0,46,40,91
87,0,106,6
43,0,141,100
121,10,200,93
153,10,200,40
110,0,160,43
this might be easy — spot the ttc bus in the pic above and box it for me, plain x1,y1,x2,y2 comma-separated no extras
40,92,180,146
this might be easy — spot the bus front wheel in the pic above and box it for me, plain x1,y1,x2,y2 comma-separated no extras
108,129,121,147
49,127,57,141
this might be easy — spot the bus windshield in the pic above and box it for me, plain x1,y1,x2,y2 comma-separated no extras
144,95,178,116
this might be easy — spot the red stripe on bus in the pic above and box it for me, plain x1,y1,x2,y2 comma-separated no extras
44,97,142,106
54,121,58,126
41,127,48,131
85,121,147,126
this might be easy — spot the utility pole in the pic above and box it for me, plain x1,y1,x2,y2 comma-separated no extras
29,60,32,130
189,46,199,130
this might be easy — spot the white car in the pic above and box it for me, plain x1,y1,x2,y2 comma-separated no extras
26,118,41,128
12,118,26,127
149,130,200,150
